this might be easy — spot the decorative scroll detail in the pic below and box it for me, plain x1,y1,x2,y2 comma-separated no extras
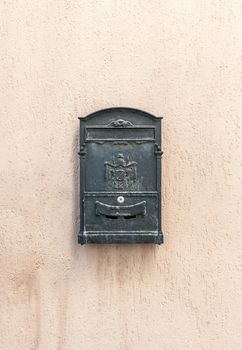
105,153,137,189
91,141,105,144
113,141,128,145
107,119,134,128
135,140,147,144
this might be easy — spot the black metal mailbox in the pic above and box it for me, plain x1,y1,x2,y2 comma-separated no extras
78,107,163,244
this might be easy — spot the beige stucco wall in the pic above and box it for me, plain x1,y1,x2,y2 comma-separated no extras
0,1,241,349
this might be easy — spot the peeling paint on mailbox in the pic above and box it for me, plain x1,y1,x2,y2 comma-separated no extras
78,107,163,244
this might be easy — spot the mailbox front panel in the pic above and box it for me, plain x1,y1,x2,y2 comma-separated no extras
78,108,163,244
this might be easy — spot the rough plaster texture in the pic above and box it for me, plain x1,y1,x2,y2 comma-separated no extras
0,1,241,349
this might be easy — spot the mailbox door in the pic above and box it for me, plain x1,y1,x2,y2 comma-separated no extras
78,108,163,244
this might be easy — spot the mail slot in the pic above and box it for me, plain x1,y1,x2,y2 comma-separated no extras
78,107,163,244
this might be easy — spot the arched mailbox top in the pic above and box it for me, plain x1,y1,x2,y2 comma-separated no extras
79,107,162,122
79,107,162,144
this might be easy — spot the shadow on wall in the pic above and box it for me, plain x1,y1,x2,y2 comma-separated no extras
70,125,170,282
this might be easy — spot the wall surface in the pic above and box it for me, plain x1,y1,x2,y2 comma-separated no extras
0,1,241,349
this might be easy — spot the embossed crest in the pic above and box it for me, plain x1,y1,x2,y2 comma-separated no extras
105,153,137,189
107,119,134,127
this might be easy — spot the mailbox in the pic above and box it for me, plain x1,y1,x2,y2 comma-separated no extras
78,107,163,244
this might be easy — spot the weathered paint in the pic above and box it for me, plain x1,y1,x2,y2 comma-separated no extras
0,1,241,349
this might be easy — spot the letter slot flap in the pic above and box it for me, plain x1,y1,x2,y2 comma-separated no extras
96,200,146,218
78,107,163,244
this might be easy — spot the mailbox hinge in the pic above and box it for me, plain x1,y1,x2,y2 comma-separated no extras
78,144,87,158
154,144,163,157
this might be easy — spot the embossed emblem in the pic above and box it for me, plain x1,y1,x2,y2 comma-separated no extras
107,119,134,127
105,154,137,189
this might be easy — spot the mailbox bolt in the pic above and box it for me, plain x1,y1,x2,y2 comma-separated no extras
117,196,125,203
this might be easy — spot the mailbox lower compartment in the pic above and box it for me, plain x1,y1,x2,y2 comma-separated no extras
78,193,163,244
